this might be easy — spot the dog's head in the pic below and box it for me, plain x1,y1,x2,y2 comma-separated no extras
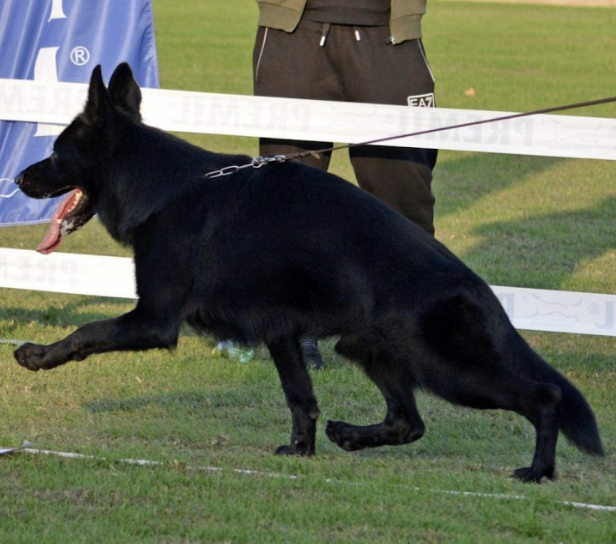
15,63,142,254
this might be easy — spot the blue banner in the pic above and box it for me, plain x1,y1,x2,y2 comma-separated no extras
0,0,159,227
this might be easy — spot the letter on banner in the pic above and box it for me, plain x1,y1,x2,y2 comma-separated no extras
0,0,159,227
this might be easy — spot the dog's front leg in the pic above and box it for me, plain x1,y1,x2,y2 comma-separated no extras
268,337,320,456
14,308,180,372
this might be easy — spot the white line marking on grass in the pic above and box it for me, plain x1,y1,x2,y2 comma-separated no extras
9,446,613,513
0,339,27,346
430,488,616,512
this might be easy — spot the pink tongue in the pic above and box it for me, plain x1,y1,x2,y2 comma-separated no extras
37,189,82,255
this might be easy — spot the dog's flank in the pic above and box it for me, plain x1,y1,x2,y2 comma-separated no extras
14,63,603,483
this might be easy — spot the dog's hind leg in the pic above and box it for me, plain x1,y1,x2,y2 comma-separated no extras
326,333,425,451
420,293,565,482
268,337,320,456
326,386,425,451
436,372,562,482
426,360,562,482
448,377,562,483
510,382,562,483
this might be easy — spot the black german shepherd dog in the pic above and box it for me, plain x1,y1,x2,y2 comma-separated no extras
14,64,603,482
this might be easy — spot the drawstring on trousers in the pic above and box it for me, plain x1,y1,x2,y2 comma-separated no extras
319,23,331,46
319,24,362,46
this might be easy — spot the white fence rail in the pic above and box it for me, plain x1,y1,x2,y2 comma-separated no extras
1,79,616,159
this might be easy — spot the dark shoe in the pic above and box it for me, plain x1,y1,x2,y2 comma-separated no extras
300,338,325,370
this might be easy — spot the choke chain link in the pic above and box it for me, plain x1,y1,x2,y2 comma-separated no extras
204,155,288,179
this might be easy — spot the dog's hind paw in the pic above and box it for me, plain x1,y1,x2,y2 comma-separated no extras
325,420,366,451
513,465,555,484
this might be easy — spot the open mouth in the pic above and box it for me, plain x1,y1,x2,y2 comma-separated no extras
37,189,95,254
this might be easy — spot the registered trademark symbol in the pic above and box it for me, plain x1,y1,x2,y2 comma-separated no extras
589,303,601,315
70,46,90,66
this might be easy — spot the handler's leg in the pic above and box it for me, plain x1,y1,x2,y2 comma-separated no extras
342,29,438,235
253,25,339,171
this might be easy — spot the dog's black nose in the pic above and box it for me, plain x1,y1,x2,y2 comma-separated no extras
14,171,25,187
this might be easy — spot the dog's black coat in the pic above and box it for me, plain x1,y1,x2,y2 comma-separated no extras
14,64,603,482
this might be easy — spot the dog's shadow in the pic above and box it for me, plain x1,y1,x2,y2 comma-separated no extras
84,390,213,415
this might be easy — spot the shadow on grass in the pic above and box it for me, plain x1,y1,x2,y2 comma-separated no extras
433,150,616,291
84,390,212,415
532,333,616,374
0,295,134,330
465,195,616,289
434,152,563,218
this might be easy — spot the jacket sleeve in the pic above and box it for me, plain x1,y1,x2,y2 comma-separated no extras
389,0,427,44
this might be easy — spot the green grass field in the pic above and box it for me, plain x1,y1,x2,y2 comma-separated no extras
1,1,616,542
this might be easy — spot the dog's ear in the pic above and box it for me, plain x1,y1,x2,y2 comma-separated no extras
108,62,142,121
83,65,114,127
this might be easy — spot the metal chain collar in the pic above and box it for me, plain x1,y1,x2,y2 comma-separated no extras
204,154,288,179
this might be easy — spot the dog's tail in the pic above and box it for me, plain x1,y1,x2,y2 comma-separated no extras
527,347,604,457
555,370,604,456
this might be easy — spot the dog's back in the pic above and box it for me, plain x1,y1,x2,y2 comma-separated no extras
183,159,470,334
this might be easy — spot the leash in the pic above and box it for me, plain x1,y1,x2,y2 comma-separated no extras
204,95,616,178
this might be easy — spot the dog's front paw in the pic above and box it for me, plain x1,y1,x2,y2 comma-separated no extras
14,343,60,371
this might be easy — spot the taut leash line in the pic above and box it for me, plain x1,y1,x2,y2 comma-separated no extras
205,95,616,178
